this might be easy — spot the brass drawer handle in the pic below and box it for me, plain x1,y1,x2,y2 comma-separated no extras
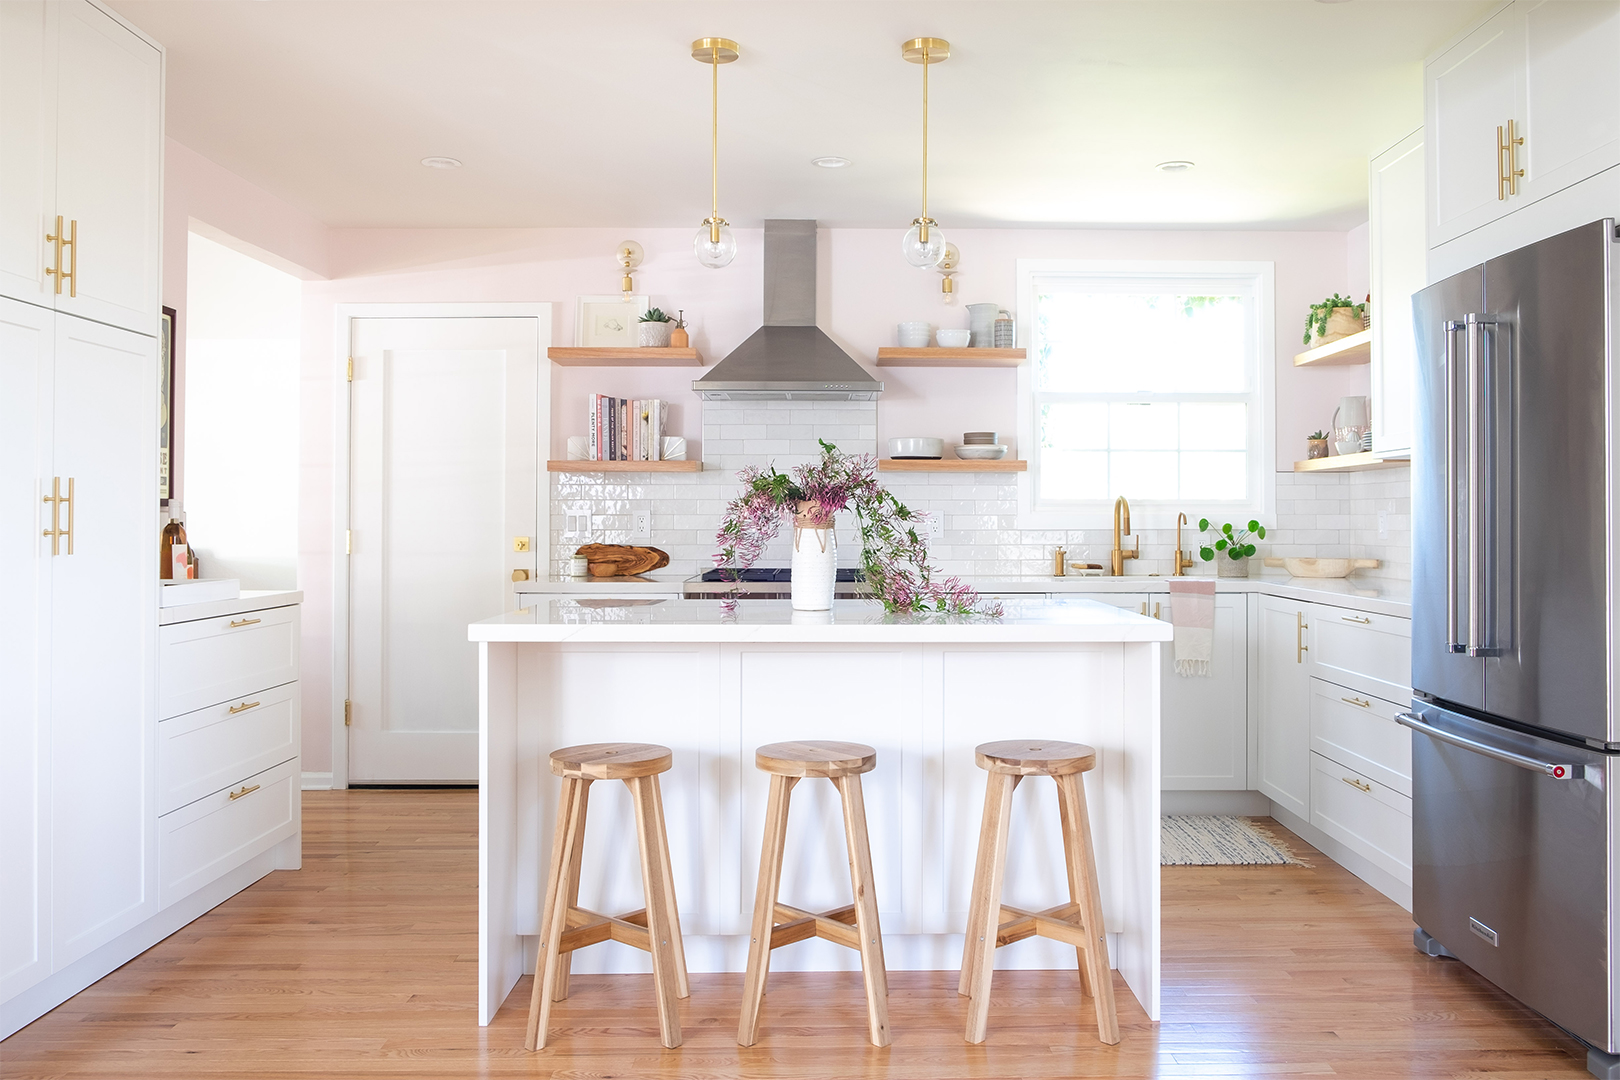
1342,615,1372,624
1296,611,1309,663
227,783,261,801
1342,696,1372,709
228,700,260,715
1341,776,1372,793
228,617,261,628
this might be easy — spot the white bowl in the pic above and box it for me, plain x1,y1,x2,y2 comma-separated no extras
954,444,1008,460
936,328,971,348
897,321,933,348
889,437,944,459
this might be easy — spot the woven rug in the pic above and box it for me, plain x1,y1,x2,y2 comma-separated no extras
1160,815,1310,866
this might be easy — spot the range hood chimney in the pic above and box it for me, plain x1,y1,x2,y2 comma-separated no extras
692,220,883,401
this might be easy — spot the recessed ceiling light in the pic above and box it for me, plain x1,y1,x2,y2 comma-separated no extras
420,156,462,169
1155,160,1196,173
811,156,851,169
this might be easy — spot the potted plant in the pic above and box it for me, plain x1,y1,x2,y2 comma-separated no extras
1198,518,1266,578
670,309,689,349
1303,293,1366,347
638,307,675,347
715,440,1000,616
1306,429,1329,459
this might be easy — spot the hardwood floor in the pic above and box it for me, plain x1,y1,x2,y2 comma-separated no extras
0,789,1592,1079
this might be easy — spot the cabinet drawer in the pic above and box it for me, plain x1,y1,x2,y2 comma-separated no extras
158,681,300,814
1309,680,1412,797
159,605,299,719
160,758,299,906
1309,752,1412,885
1310,605,1411,703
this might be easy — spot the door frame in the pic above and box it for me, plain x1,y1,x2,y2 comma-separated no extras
330,303,551,789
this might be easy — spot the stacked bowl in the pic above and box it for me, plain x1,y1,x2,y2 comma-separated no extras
956,431,1008,460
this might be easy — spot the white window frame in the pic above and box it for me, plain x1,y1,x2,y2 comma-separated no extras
1015,259,1276,531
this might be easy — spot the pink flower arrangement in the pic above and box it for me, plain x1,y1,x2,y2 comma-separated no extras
714,440,1001,618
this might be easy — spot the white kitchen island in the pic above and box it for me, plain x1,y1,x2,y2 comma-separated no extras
470,597,1171,1028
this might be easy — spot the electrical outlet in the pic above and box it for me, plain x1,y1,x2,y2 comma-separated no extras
1377,508,1389,540
924,513,944,540
631,511,651,541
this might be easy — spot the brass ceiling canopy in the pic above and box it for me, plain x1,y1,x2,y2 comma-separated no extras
692,38,741,268
900,37,949,269
901,37,950,64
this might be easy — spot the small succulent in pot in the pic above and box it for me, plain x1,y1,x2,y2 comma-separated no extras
638,306,674,347
1306,429,1329,460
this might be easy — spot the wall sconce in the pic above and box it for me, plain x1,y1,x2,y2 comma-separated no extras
936,243,960,304
616,240,644,297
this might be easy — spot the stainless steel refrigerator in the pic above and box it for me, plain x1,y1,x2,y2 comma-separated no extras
1403,218,1620,1075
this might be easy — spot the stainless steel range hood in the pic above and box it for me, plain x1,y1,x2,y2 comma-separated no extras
693,220,883,401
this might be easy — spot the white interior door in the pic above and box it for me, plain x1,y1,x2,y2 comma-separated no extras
348,317,543,783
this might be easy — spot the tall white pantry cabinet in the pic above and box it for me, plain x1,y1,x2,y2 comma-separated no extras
0,0,165,1039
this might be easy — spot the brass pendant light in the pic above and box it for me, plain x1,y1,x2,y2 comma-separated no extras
692,37,740,269
900,37,949,268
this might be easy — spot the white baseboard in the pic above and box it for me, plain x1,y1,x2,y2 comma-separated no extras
301,771,333,790
1161,789,1272,815
1268,802,1412,912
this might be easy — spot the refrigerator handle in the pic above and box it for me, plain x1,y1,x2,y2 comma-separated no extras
1465,313,1484,656
1443,319,1465,654
1396,712,1582,779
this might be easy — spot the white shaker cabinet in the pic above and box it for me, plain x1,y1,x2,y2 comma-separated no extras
1369,129,1425,458
1159,592,1248,791
1517,0,1620,205
1426,4,1525,246
0,0,162,335
1255,595,1312,818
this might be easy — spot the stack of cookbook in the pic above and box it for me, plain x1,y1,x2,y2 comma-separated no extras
588,395,667,461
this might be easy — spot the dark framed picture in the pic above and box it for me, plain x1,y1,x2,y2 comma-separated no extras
160,306,175,502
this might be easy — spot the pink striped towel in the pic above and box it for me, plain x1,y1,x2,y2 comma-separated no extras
1168,578,1216,677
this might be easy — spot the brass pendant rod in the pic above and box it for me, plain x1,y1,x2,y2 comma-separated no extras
921,42,929,227
711,46,720,239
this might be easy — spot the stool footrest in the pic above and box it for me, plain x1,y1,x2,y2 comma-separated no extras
996,902,1088,950
558,906,652,954
768,902,861,951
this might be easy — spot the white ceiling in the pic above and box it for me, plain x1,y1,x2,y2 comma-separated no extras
110,0,1490,231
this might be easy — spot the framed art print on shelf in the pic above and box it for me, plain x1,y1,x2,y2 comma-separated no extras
576,294,649,347
159,305,175,502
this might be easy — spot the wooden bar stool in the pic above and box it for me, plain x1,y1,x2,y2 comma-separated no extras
737,740,890,1048
525,742,689,1051
958,739,1119,1046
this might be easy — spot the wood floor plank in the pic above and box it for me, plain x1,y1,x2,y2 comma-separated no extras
0,790,1594,1078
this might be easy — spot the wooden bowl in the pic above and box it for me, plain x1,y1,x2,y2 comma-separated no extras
1263,557,1379,579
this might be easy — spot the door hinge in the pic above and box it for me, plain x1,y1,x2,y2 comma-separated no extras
345,529,351,555
346,357,354,382
344,699,352,726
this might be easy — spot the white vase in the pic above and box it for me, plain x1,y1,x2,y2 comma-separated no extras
639,321,673,347
1217,556,1250,579
790,524,837,610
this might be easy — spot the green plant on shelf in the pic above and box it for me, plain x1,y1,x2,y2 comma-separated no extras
1303,293,1366,344
1308,429,1327,440
638,307,673,323
1198,518,1266,562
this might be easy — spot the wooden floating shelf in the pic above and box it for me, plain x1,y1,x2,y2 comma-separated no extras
547,460,702,473
548,347,704,367
1293,329,1371,367
875,348,1026,368
878,458,1027,473
1292,451,1407,474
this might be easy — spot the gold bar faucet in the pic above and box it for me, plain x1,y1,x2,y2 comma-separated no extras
1111,496,1139,576
1173,512,1195,576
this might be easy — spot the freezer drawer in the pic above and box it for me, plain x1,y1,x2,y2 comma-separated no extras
1403,701,1613,1051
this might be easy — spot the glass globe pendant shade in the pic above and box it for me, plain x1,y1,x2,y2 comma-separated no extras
902,219,946,268
694,220,737,269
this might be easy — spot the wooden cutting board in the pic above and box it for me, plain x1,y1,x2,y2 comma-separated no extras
576,543,671,578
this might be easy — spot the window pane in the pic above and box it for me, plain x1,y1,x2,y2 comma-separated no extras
1179,402,1247,450
1041,450,1108,501
1040,402,1108,450
1035,292,1248,394
1110,451,1178,500
1109,402,1177,450
1180,451,1246,500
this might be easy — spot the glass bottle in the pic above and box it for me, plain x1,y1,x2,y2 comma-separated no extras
159,518,186,580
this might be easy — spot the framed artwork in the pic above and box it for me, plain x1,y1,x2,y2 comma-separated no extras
159,306,175,502
575,295,649,347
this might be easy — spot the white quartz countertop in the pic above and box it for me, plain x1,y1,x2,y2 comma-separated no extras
157,589,303,625
470,596,1175,644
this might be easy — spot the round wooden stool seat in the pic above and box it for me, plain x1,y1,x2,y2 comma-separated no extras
974,739,1097,777
549,742,672,780
755,740,877,778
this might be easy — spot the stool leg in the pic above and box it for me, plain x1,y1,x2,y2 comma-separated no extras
738,773,795,1047
1057,772,1120,1045
835,773,890,1047
964,771,1018,1045
1053,772,1092,1001
958,770,1005,997
630,775,683,1048
649,773,690,999
527,776,588,1051
551,779,591,1002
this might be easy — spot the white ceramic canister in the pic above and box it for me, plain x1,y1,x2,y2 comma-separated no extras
789,516,838,611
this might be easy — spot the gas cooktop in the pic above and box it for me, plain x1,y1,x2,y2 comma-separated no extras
699,568,865,583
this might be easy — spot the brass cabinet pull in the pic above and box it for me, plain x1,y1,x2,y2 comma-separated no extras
1341,776,1372,794
1296,611,1309,663
228,617,261,628
44,216,76,296
1342,695,1372,709
40,477,73,555
1497,120,1525,200
1153,602,1162,620
227,783,261,801
228,700,260,715
1342,614,1372,625
62,477,73,554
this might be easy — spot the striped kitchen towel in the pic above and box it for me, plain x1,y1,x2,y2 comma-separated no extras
1168,578,1216,677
